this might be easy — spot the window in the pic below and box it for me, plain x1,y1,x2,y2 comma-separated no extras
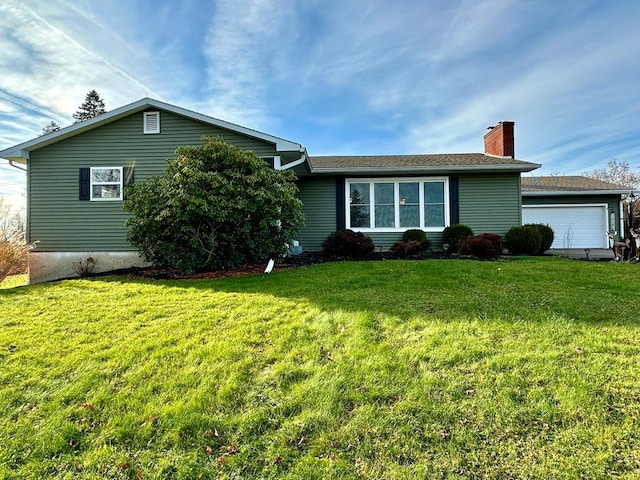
346,177,449,231
91,167,123,201
143,111,160,134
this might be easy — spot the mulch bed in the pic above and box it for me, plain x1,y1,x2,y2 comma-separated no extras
105,251,497,281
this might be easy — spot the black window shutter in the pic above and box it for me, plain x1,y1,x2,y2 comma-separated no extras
123,167,135,199
79,168,90,200
449,177,459,225
336,178,346,230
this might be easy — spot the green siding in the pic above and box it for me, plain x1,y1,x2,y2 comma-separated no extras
458,173,522,236
28,109,277,251
297,173,523,251
296,177,336,251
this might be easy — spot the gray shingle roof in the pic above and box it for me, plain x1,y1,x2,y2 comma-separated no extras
522,176,631,193
307,153,540,173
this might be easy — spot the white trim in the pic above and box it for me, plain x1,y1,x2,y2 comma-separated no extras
523,190,629,196
143,111,160,134
346,177,449,232
90,166,123,201
522,203,608,209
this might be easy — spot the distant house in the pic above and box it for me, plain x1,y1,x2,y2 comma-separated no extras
1,98,542,283
522,176,631,249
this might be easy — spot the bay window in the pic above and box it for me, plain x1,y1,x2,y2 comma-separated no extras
347,177,449,231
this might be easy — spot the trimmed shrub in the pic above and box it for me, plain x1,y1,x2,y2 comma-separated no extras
402,229,427,242
504,225,542,255
441,224,474,253
526,223,554,254
323,230,375,260
461,233,502,259
391,239,431,258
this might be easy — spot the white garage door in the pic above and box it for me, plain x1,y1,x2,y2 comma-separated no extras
522,205,608,249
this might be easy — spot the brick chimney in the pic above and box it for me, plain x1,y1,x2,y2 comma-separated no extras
483,121,515,158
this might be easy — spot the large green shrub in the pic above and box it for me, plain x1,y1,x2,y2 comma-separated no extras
124,137,304,272
504,225,542,255
441,224,474,253
526,223,554,254
323,230,375,259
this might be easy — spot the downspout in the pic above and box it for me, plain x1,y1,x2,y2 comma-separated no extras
279,149,309,171
8,160,27,172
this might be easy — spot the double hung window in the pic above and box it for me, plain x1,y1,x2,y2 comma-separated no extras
90,167,123,201
347,178,448,231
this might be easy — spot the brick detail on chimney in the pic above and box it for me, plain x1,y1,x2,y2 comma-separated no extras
483,121,515,158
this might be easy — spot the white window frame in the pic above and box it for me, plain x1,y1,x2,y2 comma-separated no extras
143,111,160,134
90,167,123,201
346,177,450,232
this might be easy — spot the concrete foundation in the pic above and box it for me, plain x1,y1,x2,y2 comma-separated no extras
29,251,150,284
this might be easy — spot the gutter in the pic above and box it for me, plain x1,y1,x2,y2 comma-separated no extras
278,148,309,171
523,190,631,196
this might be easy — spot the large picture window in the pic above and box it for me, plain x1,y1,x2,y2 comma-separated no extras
90,167,123,201
346,177,449,231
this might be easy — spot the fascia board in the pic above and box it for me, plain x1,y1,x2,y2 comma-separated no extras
523,190,630,196
309,163,542,175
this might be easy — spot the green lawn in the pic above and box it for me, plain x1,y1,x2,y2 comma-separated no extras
0,273,27,289
1,258,640,479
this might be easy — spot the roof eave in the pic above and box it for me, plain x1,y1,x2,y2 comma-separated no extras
309,163,541,175
523,190,631,196
0,97,305,162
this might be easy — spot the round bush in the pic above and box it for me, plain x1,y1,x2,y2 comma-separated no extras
441,224,474,253
390,239,431,258
504,225,542,255
322,229,375,259
461,233,502,259
402,229,427,242
525,223,554,254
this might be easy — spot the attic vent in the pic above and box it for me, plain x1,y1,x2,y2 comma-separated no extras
143,111,160,134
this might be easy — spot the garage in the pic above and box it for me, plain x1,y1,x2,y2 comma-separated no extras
522,204,608,249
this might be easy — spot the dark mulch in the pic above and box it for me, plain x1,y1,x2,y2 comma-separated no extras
111,251,456,281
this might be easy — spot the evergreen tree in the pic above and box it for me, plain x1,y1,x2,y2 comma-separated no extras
72,90,106,122
41,121,61,135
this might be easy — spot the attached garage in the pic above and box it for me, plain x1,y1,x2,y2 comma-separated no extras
522,204,608,248
521,176,628,250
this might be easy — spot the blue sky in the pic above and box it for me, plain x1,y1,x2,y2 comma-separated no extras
1,0,640,209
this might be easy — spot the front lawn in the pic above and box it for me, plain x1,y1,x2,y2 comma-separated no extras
1,258,639,479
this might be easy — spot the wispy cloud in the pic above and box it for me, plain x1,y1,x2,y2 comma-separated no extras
0,0,161,139
200,0,298,128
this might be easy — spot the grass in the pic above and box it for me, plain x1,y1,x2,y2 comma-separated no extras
0,273,27,289
1,257,640,479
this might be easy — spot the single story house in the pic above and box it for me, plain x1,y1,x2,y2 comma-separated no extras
4,96,599,284
522,176,631,249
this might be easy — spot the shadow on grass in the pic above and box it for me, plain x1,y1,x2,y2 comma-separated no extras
85,258,640,327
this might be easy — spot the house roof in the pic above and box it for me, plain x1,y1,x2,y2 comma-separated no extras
307,153,540,174
0,98,306,164
522,176,633,196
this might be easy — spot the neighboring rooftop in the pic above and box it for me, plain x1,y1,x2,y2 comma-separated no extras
307,153,540,174
522,176,632,194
